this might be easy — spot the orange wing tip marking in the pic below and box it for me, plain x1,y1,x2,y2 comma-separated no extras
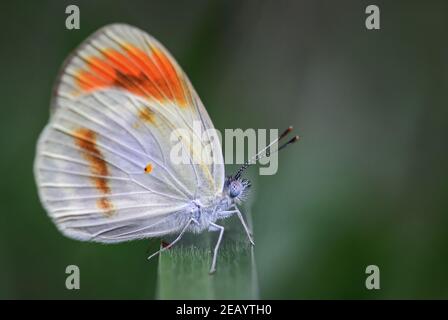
152,47,188,107
74,128,114,216
75,44,188,107
144,163,153,174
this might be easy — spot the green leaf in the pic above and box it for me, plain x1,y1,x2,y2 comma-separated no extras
156,210,259,299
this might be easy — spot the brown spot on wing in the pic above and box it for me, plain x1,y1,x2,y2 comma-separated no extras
74,128,114,216
133,106,155,129
97,198,114,216
139,107,155,124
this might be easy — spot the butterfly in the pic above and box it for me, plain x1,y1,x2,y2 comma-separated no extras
34,24,298,273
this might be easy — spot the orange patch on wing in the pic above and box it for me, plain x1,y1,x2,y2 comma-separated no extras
144,163,153,174
76,44,188,107
151,47,188,106
74,128,114,216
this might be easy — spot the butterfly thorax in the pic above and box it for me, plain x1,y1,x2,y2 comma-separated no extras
184,196,228,233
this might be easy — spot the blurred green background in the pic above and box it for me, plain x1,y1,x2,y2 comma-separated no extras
1,0,447,299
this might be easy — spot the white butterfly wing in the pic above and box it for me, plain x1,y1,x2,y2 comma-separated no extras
34,24,224,242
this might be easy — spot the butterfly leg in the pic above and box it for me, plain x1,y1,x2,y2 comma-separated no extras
235,206,255,246
208,222,224,274
147,218,194,261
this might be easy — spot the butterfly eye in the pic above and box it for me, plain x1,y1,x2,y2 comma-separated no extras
144,163,153,174
229,180,242,198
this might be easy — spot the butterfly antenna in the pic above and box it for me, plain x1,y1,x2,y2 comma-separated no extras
277,135,300,152
234,126,298,179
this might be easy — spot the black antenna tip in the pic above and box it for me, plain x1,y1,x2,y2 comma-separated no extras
285,135,300,145
278,135,300,151
280,126,294,139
